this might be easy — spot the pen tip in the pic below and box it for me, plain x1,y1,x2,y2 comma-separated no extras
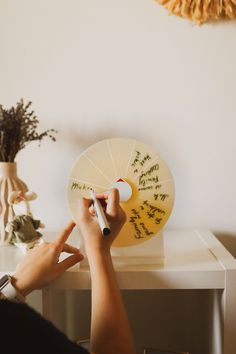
103,228,111,236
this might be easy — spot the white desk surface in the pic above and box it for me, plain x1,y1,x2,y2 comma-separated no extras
1,229,236,290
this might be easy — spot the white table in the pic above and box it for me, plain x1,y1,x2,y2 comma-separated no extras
1,229,236,354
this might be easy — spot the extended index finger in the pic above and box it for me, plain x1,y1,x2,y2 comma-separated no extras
55,221,76,247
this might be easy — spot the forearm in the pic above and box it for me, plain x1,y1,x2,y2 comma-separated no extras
87,249,135,354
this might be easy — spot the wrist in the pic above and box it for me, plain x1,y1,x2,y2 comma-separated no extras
11,275,33,297
86,247,113,266
86,246,111,258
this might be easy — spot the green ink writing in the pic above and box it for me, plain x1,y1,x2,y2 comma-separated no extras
155,217,162,225
142,200,165,215
139,222,154,236
154,193,169,201
131,150,141,167
140,154,151,166
71,182,93,191
138,186,153,191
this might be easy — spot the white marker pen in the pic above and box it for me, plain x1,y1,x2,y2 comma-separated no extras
90,191,111,236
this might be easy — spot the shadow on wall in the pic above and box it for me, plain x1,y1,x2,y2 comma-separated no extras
57,126,116,152
55,120,146,154
214,232,236,258
65,129,113,150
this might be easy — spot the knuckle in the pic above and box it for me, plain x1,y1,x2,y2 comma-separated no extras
42,242,52,251
111,188,119,200
49,243,58,254
111,187,118,195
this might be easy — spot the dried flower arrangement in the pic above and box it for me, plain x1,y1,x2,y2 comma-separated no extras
155,0,236,24
0,99,57,162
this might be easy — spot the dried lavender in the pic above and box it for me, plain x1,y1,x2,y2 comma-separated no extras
0,99,57,162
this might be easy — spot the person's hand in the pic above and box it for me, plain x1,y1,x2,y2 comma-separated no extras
12,221,84,297
77,188,126,256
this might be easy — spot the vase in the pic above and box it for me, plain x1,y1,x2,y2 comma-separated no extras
0,162,28,245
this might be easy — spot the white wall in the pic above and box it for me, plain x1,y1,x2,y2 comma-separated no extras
1,0,236,353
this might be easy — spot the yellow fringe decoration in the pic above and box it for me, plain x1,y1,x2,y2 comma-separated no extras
155,0,236,23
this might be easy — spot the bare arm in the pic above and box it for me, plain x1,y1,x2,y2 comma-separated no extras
77,189,136,354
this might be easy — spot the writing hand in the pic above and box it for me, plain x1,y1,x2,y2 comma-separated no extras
77,188,126,256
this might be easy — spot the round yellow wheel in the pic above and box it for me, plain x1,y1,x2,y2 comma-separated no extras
67,138,174,247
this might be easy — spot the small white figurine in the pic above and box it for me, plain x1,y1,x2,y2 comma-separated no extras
6,190,45,253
